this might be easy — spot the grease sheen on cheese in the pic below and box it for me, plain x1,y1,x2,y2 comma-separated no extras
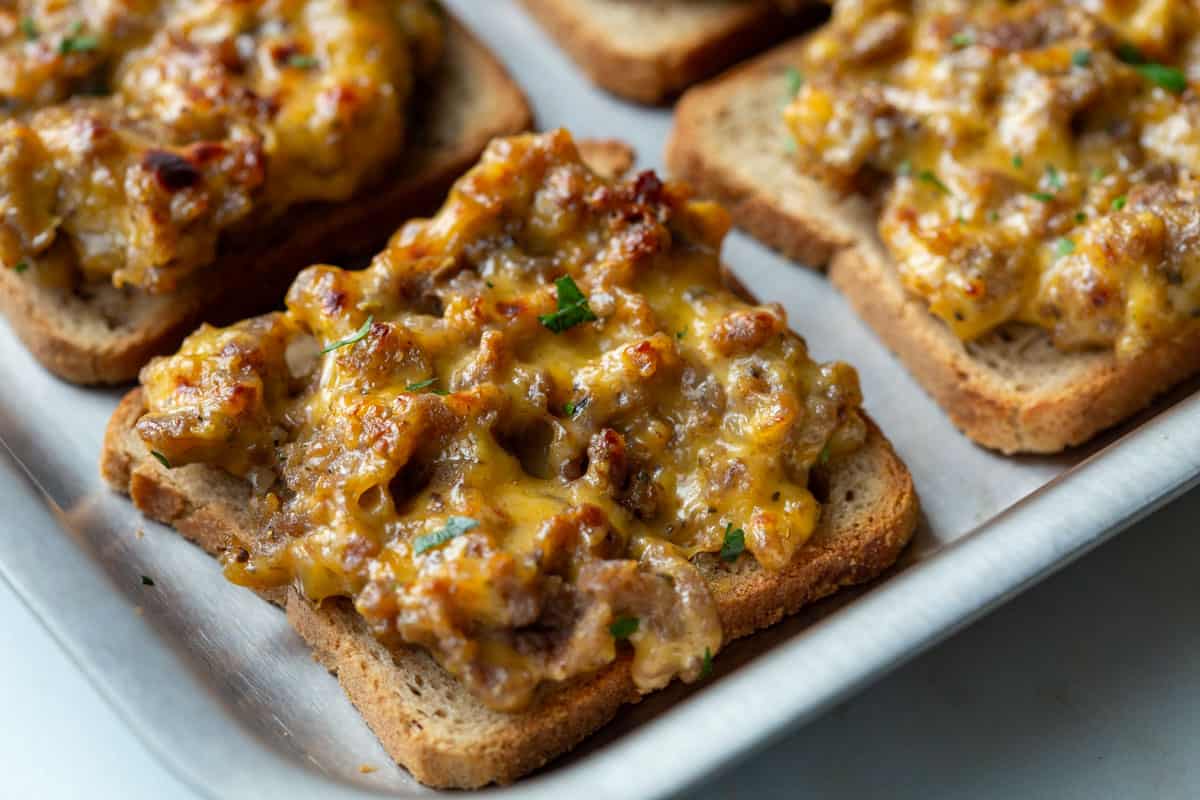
133,131,868,711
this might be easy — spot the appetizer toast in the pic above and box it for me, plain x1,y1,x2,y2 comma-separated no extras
0,10,530,385
520,0,816,104
103,130,918,787
668,2,1200,453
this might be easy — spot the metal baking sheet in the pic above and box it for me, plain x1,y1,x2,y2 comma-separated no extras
1,2,1198,798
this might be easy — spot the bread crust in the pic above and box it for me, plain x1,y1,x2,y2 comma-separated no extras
103,385,917,788
520,0,813,104
0,17,532,386
666,36,1200,453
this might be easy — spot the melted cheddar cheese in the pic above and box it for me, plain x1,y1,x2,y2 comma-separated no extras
0,0,443,292
786,0,1200,357
135,131,868,711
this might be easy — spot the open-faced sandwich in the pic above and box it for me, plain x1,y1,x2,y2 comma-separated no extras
669,0,1200,453
102,129,918,787
520,0,819,104
0,0,530,384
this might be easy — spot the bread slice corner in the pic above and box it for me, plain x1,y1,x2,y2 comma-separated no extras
667,36,1200,453
519,0,818,104
102,385,917,787
0,16,532,386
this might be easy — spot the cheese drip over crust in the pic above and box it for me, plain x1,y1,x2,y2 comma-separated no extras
786,0,1200,357
0,0,443,292
135,130,867,711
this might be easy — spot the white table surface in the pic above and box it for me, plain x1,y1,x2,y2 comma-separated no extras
5,488,1197,799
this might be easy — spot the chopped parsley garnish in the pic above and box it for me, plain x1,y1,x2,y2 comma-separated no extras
405,378,437,392
485,280,495,289
564,396,588,418
720,523,745,563
1044,164,1064,190
675,329,686,340
538,276,596,333
700,647,713,679
13,260,28,273
20,16,38,40
1071,49,1092,68
59,22,98,54
819,443,832,465
1075,211,1087,223
1011,154,1024,169
1091,167,1106,181
950,31,974,48
609,616,639,639
287,53,318,69
1054,237,1076,258
150,450,172,469
784,66,804,98
987,210,999,222
412,516,479,555
916,169,951,195
896,159,913,177
140,575,155,587
1116,45,1187,93
1111,195,1127,211
1133,62,1187,93
322,315,373,353
1031,191,1055,203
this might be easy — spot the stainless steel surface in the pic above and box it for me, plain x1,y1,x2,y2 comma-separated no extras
0,2,1196,798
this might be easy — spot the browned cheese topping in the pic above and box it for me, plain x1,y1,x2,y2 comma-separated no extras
0,0,444,292
786,0,1200,357
134,131,868,710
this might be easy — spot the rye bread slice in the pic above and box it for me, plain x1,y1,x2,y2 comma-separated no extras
0,17,532,386
666,37,1200,453
102,383,917,788
519,0,820,104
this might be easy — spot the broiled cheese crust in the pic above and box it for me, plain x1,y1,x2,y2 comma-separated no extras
132,130,868,712
0,0,443,293
785,0,1200,358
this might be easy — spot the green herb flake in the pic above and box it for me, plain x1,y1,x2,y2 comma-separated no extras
1054,237,1076,258
140,575,155,586
987,210,999,222
538,276,597,333
1111,195,1128,211
609,616,639,639
917,169,951,195
1091,167,1106,181
287,53,318,69
950,31,974,48
1075,211,1087,223
720,523,745,563
322,315,373,353
1011,154,1024,169
1071,49,1092,68
20,16,38,40
405,378,437,392
896,159,913,177
150,450,172,469
784,66,804,98
413,516,479,555
819,443,832,465
485,280,495,289
1133,62,1187,93
13,260,29,273
675,329,685,340
700,647,714,679
1045,164,1064,190
564,401,576,417
59,22,99,55
1031,191,1056,203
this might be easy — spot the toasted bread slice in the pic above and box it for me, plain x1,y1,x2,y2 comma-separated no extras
102,382,917,788
519,0,819,104
666,38,1200,453
0,18,531,386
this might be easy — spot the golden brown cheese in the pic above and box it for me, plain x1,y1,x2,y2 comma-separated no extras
0,0,443,292
785,0,1200,357
135,130,867,711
